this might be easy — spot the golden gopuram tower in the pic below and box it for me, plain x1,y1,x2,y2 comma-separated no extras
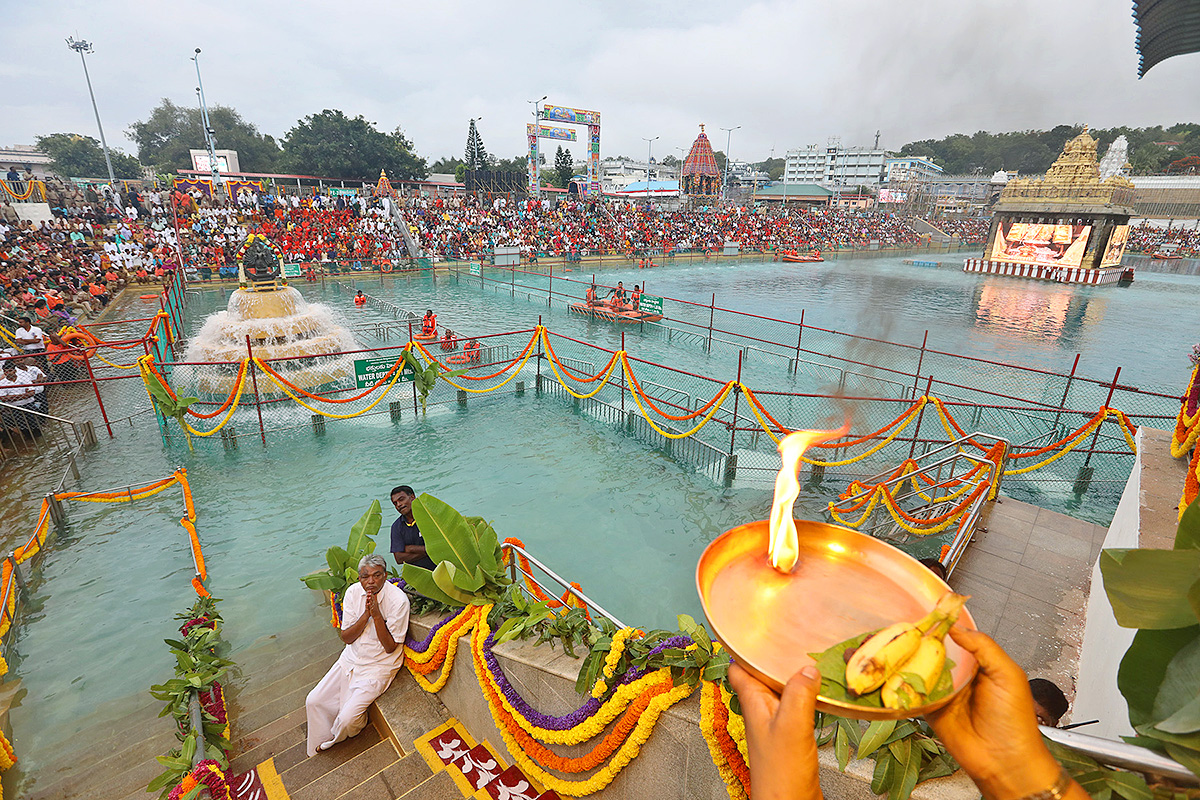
971,129,1137,285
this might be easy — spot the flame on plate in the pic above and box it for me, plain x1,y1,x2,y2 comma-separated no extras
768,423,851,572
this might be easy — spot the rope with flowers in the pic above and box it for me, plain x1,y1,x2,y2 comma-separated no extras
1171,364,1200,459
412,332,540,394
252,356,410,420
699,679,750,800
1180,445,1200,522
470,609,697,795
167,761,231,800
252,347,409,404
1,180,42,201
622,355,737,440
829,477,992,535
416,329,542,382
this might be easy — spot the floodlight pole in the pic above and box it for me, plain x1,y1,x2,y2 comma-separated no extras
66,37,116,189
720,125,740,204
192,48,220,189
641,136,658,199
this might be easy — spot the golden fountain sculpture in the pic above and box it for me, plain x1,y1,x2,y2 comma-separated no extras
182,235,356,395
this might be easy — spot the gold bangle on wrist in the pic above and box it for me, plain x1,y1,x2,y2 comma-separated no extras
1011,767,1072,800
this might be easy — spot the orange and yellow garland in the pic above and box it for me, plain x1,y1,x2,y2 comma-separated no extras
1172,366,1200,518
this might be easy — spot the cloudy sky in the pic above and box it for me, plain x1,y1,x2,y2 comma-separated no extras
4,0,1198,167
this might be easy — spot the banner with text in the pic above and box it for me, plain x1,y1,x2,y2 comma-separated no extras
353,356,415,389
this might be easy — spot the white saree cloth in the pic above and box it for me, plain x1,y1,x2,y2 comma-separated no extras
305,581,410,756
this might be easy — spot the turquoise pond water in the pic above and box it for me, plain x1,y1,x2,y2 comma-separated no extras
6,254,1200,772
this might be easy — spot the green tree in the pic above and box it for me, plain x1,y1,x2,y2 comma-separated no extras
35,133,142,179
127,99,282,174
430,156,464,175
554,146,573,188
493,154,528,175
464,120,488,171
282,110,426,180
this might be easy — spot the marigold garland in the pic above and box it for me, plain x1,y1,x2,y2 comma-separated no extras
469,609,696,795
699,680,750,800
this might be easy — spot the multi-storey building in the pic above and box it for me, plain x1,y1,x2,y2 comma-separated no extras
784,142,888,189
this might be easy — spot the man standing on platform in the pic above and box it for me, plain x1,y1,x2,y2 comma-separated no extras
390,485,436,570
305,554,409,756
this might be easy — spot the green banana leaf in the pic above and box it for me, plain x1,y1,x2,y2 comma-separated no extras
433,562,480,606
1100,548,1200,629
1117,627,1198,727
402,563,463,608
346,500,382,561
1150,636,1200,734
413,494,479,575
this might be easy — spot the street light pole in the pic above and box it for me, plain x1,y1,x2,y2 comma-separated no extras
65,37,116,189
528,95,547,199
192,49,221,190
719,125,740,204
641,136,659,199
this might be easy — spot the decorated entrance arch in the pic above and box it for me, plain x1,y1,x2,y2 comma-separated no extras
528,104,601,196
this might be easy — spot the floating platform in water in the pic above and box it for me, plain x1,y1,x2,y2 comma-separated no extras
962,258,1130,286
568,302,664,324
902,259,943,268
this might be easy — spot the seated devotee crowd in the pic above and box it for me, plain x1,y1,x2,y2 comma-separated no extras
167,189,403,274
925,216,991,241
1125,220,1200,256
397,195,932,259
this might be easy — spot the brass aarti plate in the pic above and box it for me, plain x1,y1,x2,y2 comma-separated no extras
697,519,978,720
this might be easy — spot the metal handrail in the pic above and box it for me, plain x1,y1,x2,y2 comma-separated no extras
500,542,625,628
1041,725,1198,786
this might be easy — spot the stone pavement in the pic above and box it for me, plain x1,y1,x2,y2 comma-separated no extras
948,495,1108,714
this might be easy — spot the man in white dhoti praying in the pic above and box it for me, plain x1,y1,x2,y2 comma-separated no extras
306,554,410,756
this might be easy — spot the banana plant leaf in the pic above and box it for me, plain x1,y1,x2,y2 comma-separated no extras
412,494,480,575
346,500,382,562
402,563,465,608
1100,548,1200,629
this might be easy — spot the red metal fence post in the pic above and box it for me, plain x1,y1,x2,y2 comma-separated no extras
912,330,929,399
1084,367,1122,468
1053,354,1081,431
707,293,716,354
793,309,805,374
83,352,114,438
246,335,267,446
909,375,935,459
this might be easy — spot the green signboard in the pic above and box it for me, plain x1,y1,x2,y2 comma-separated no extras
353,356,415,389
281,262,303,278
469,263,482,276
638,294,664,316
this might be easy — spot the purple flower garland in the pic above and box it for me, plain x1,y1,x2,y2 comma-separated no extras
482,631,693,731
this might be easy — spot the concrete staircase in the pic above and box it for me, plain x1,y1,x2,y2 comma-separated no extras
21,622,457,799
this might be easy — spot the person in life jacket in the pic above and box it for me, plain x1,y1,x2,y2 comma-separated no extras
585,285,598,306
440,329,456,351
630,284,642,311
464,338,481,364
421,310,437,336
607,281,628,310
354,290,367,306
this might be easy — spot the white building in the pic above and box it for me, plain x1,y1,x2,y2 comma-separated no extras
884,156,943,183
785,142,888,189
600,158,680,193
